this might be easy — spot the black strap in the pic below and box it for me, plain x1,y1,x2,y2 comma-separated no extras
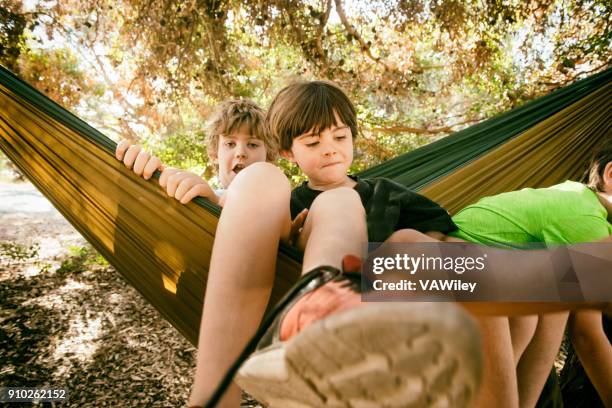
203,267,339,408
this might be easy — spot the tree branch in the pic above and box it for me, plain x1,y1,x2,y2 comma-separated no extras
314,0,332,62
539,61,611,90
370,118,483,135
284,2,328,66
334,0,400,74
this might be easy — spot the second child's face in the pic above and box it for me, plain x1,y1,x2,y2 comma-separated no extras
283,113,354,190
214,128,267,188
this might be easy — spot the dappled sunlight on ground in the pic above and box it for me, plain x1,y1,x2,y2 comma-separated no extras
0,182,200,406
52,315,104,377
23,264,41,278
37,235,86,259
107,292,123,304
0,181,264,407
58,278,92,293
23,279,93,310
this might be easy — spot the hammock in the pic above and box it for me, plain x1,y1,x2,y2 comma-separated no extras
0,65,610,346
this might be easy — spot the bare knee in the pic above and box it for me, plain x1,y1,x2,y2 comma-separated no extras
517,313,568,361
309,187,364,218
387,229,430,243
509,315,538,363
226,162,290,199
297,187,365,251
510,315,538,337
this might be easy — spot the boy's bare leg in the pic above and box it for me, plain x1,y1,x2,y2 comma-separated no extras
297,187,367,271
568,311,612,407
188,163,292,408
474,317,519,408
509,316,538,364
515,312,569,408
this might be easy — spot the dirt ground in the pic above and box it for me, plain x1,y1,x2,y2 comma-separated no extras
0,181,261,407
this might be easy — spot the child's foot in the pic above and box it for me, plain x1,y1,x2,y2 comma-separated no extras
235,256,482,408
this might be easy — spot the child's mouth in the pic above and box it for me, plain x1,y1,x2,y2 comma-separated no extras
233,164,245,174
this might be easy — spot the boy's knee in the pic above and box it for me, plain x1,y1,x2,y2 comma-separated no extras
236,161,284,180
313,187,361,206
228,162,290,195
310,187,364,216
387,229,423,243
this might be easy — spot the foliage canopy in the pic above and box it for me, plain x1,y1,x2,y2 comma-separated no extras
1,0,610,180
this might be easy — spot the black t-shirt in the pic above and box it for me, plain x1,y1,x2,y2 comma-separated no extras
290,176,457,242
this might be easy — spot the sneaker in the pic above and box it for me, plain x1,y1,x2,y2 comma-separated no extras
235,256,482,408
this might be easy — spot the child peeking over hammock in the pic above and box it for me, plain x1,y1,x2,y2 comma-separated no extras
116,99,277,206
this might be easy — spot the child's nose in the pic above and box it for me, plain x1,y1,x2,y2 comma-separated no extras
322,144,337,156
235,144,247,158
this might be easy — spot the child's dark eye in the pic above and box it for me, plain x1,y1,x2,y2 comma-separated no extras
248,142,261,148
305,141,319,147
225,141,236,148
335,135,347,140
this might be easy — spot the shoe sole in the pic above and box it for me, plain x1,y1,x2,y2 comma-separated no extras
236,302,482,408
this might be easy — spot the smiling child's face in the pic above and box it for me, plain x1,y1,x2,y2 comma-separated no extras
213,126,267,188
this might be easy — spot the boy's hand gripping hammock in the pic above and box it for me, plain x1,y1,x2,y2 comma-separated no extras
0,65,610,345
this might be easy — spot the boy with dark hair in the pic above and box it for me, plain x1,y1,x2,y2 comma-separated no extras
238,80,485,407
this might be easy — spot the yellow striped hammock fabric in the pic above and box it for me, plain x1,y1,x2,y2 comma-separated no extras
0,66,610,344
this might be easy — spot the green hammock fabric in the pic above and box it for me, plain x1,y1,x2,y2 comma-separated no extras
0,65,610,345
360,68,612,189
421,82,611,213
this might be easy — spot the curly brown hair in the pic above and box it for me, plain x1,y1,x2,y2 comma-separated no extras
206,99,278,165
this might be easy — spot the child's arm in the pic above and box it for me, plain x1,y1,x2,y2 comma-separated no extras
115,140,219,205
385,228,612,315
567,311,612,406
